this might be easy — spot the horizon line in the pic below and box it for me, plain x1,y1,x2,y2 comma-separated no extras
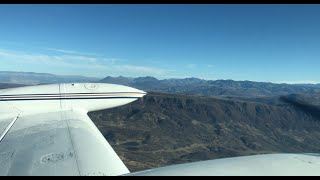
0,70,319,85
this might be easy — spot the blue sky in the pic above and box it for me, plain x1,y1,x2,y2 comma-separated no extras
0,4,319,83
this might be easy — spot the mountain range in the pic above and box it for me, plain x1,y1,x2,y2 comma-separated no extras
100,76,320,98
0,71,99,85
1,71,319,98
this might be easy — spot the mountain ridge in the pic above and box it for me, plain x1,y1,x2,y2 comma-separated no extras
100,76,320,98
0,71,319,98
0,71,99,84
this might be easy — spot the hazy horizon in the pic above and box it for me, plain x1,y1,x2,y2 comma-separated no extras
1,70,319,85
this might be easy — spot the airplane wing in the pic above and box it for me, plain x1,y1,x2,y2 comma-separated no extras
0,110,130,176
127,153,320,176
0,83,146,176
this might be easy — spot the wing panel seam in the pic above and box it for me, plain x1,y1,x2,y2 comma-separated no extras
0,115,19,143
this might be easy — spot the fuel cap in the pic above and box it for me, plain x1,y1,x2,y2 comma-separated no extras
84,83,99,90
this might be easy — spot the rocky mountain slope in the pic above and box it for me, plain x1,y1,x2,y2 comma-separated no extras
89,92,320,172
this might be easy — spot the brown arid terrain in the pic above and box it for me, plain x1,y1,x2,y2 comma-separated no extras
89,92,320,172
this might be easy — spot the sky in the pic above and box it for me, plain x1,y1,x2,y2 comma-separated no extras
0,4,319,84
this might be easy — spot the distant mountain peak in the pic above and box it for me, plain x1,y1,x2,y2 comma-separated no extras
184,77,202,80
135,76,158,81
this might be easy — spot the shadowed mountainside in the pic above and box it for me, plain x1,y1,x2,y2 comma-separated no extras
89,92,320,172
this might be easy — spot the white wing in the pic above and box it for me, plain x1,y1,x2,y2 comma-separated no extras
0,83,146,176
0,110,129,176
127,153,320,176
